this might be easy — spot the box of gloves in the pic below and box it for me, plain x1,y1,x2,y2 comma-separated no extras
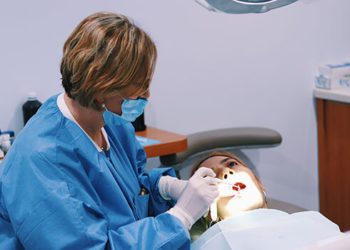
315,63,350,89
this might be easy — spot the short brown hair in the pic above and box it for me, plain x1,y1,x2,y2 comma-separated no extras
60,12,157,110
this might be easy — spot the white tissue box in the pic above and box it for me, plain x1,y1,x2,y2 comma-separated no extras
315,75,350,89
318,63,350,78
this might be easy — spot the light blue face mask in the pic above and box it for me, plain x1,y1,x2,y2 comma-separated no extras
120,98,148,122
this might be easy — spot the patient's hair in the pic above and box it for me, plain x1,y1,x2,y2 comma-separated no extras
191,151,248,176
60,12,157,111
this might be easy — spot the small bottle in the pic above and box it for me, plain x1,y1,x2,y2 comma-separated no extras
1,130,15,144
0,148,4,164
22,92,42,125
0,134,11,154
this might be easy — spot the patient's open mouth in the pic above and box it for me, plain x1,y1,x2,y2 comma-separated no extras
232,182,246,191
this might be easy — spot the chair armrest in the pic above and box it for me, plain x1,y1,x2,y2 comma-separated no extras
159,127,282,167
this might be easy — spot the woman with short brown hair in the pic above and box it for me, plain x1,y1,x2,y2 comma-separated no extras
0,12,219,249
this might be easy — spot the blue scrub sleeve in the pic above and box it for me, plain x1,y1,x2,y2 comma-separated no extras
143,167,177,215
133,135,178,215
2,152,190,249
108,213,190,249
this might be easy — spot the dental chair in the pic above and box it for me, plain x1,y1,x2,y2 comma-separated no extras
159,127,305,213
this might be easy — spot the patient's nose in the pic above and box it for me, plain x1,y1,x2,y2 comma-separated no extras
223,170,235,179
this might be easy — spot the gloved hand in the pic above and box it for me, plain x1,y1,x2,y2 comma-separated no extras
167,167,219,230
158,176,188,201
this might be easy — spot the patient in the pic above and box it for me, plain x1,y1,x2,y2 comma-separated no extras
189,152,346,249
190,151,267,240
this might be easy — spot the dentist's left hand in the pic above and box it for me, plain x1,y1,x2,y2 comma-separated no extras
159,176,188,201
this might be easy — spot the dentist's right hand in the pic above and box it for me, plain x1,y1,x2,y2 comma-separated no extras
167,167,219,230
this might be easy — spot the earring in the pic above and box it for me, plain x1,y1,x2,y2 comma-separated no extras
101,103,106,109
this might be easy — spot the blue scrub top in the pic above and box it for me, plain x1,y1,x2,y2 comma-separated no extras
0,95,190,249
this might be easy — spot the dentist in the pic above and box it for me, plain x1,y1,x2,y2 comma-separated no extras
0,12,219,249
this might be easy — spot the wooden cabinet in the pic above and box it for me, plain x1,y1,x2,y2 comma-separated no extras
316,97,350,232
135,127,187,158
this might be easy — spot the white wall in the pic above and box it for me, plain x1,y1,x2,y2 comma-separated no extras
1,0,350,210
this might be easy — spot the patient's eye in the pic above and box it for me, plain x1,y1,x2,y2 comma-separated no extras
228,161,237,167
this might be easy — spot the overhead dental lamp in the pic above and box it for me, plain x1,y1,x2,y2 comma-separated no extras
195,0,299,14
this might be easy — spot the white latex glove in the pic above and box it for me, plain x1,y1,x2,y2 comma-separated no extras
158,176,188,201
167,167,220,230
210,181,239,221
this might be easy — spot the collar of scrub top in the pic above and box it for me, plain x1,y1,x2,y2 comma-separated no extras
57,93,110,152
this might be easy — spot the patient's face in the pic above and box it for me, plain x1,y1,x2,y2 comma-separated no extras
199,155,266,220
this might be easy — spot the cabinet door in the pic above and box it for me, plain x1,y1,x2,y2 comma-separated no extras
317,99,350,232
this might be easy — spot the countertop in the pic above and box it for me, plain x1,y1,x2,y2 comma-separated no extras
314,88,350,104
